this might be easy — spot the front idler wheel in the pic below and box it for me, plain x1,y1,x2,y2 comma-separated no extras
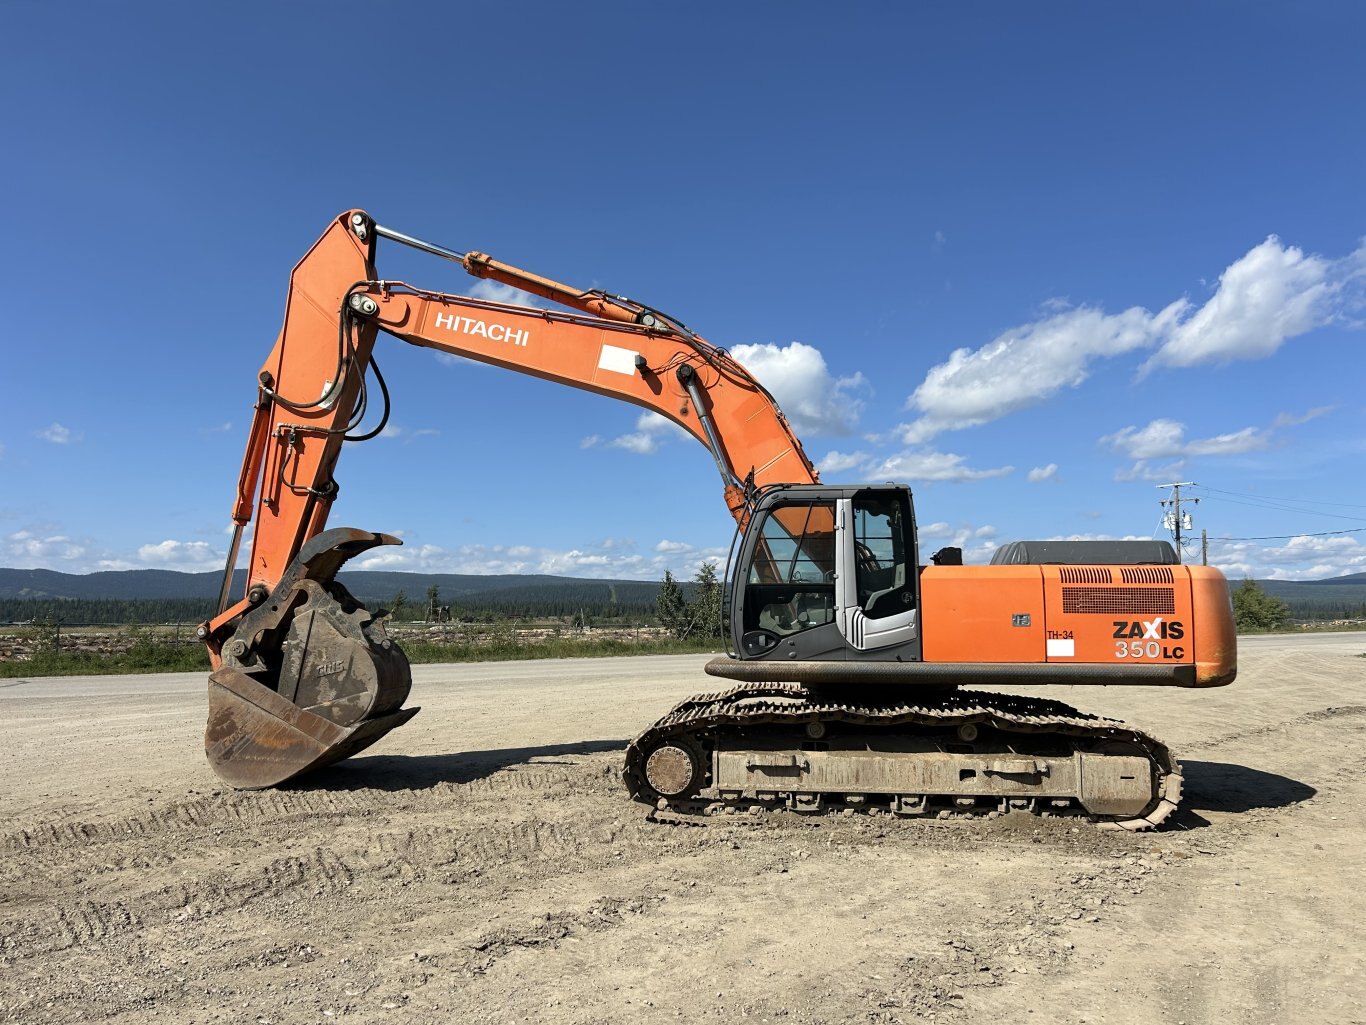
642,742,704,801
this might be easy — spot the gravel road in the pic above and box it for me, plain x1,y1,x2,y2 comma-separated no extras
2,635,1363,1024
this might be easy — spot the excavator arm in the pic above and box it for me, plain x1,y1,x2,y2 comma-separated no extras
201,209,816,787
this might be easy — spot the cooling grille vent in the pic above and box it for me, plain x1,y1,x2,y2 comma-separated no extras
1060,567,1113,584
1121,567,1175,584
1062,587,1175,615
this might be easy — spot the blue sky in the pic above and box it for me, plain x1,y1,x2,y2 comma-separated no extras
3,2,1365,582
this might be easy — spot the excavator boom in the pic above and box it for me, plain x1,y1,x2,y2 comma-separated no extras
201,210,816,787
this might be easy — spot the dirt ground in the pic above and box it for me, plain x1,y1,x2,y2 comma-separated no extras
2,634,1363,1025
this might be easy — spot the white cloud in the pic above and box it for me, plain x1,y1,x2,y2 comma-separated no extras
1143,237,1362,372
729,341,868,436
348,535,727,580
914,521,1000,563
36,423,82,444
869,449,1014,483
816,450,870,475
840,439,1020,485
3,530,88,565
1101,418,1272,461
1027,463,1058,483
1210,534,1366,582
1185,428,1272,457
1272,406,1334,429
914,526,1366,577
1114,459,1188,483
899,302,1181,443
464,279,543,308
1108,419,1188,459
136,539,223,571
378,425,440,442
1101,407,1327,479
434,352,488,369
901,237,1366,442
582,412,690,455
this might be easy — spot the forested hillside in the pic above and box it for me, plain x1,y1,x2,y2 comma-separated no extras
0,568,684,624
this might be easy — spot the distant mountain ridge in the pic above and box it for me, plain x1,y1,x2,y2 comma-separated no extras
1268,571,1366,586
4,566,1366,608
1256,575,1366,620
0,567,664,605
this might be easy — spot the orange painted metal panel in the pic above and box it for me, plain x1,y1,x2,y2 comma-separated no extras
1040,565,1194,667
1188,566,1238,687
920,566,1045,663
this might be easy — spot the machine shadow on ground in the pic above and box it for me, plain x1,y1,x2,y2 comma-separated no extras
284,739,631,792
1169,760,1316,829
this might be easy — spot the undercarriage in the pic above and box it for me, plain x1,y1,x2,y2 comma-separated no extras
623,683,1182,831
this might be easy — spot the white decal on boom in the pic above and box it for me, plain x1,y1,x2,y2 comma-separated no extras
597,344,640,375
433,311,529,347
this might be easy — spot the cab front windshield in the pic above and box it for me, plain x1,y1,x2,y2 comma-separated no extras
744,502,836,637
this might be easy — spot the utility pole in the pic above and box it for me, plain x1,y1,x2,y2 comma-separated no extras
1201,529,1208,567
1157,482,1199,563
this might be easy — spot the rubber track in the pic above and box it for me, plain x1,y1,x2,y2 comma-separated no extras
623,683,1182,831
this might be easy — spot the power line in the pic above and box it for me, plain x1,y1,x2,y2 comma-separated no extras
1192,492,1366,524
1210,527,1366,542
1193,485,1366,510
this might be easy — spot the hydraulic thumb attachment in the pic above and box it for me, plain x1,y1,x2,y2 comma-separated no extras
205,528,418,789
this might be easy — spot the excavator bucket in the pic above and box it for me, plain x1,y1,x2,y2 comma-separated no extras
204,528,419,789
206,667,419,788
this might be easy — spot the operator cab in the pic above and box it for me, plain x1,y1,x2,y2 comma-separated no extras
728,484,921,662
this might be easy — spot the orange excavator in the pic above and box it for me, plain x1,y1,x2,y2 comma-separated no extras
199,210,1236,830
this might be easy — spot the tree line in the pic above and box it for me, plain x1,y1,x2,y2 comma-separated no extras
0,597,216,625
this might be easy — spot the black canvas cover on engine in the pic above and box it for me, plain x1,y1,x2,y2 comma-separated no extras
989,540,1179,566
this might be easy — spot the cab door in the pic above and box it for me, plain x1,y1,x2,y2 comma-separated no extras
835,491,919,652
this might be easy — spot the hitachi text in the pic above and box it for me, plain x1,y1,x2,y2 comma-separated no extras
433,311,529,347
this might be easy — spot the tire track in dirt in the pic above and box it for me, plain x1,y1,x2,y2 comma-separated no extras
0,787,1195,1024
461,895,668,976
1194,703,1366,751
1,846,356,959
1,762,606,853
0,763,624,964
